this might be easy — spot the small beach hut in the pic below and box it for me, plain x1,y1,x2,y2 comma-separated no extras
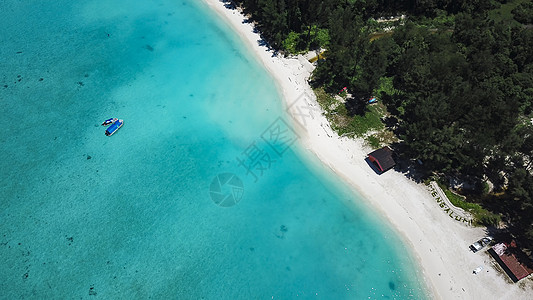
367,146,396,173
488,242,533,283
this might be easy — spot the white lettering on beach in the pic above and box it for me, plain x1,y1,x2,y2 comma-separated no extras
428,182,472,225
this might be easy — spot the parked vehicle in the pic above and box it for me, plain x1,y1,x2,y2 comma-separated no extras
470,236,493,253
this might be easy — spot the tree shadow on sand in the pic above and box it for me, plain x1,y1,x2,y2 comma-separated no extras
219,0,236,10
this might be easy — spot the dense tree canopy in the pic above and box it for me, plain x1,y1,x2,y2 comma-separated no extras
232,0,533,249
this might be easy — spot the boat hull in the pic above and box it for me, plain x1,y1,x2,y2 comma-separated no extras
105,119,123,136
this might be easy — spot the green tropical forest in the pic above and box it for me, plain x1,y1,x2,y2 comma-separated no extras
229,0,533,252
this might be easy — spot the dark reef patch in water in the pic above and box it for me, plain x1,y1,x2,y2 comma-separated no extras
89,285,97,296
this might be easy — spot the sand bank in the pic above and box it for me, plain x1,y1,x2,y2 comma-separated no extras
202,1,532,298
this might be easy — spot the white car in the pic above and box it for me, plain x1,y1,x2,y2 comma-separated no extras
469,236,493,253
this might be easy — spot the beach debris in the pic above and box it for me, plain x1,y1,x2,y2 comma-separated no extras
473,266,483,274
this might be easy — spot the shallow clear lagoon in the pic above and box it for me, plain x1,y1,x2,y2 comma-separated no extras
0,0,429,298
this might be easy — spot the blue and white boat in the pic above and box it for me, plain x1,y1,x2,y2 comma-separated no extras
101,118,118,126
105,119,123,136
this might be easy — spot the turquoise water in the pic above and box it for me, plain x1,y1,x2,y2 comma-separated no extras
0,0,429,298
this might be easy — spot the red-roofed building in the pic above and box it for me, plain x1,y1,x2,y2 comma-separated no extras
367,146,396,173
488,242,533,282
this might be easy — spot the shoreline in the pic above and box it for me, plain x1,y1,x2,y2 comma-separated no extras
202,1,531,299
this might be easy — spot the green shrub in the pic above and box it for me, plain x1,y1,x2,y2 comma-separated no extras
313,28,330,48
346,105,385,137
282,32,300,54
512,2,533,24
366,135,381,149
437,181,501,226
482,181,490,195
475,211,501,227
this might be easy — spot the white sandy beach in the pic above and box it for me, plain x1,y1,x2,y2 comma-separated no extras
203,1,533,299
